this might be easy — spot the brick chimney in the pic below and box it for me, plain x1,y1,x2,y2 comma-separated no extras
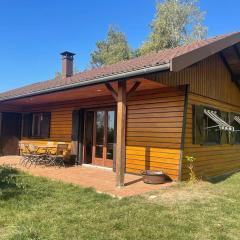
60,51,75,78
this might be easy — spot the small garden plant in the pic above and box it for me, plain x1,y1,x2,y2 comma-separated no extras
185,156,198,182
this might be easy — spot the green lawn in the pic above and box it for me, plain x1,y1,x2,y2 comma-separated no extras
0,165,240,240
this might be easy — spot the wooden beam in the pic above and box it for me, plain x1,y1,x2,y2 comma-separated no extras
233,75,240,89
127,81,141,98
220,52,240,89
115,80,126,187
105,83,118,101
234,45,240,60
219,52,233,76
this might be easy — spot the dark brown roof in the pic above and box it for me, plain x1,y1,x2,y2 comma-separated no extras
1,32,240,101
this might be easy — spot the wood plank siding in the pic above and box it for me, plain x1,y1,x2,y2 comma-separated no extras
183,94,240,180
2,52,239,181
147,53,240,180
126,87,185,180
183,55,240,179
19,96,115,153
16,87,186,180
149,54,240,106
50,109,72,142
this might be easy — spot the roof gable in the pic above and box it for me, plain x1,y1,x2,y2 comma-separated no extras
171,32,240,72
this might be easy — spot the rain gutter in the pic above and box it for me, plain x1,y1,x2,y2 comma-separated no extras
0,63,170,102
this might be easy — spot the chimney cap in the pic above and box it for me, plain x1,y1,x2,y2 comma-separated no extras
60,51,75,57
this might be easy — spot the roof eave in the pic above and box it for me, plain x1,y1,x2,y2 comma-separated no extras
0,63,170,102
171,32,240,72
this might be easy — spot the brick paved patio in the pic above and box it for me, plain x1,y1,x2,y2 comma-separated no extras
0,156,174,197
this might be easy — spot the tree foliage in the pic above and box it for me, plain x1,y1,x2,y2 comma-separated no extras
139,0,207,55
90,27,132,67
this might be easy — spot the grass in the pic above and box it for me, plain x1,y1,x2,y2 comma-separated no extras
0,165,240,240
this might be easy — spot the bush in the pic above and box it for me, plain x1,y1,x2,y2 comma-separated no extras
0,165,25,197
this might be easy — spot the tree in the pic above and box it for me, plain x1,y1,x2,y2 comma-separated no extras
139,0,207,55
91,26,132,67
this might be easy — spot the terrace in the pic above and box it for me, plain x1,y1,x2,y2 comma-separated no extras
0,156,173,197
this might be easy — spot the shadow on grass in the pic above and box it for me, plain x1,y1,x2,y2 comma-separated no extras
207,170,240,184
0,165,25,200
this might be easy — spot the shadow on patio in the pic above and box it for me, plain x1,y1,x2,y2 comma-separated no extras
0,156,173,197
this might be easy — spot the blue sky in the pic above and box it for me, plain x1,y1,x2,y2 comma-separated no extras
0,0,239,92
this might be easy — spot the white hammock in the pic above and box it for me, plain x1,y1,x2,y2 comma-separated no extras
234,116,240,125
204,109,234,132
234,116,240,132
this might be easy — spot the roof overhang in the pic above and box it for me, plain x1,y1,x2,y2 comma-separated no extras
0,63,170,103
1,32,240,103
0,78,169,108
171,32,240,72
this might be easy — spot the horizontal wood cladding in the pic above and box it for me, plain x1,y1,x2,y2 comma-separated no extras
17,88,185,180
50,109,72,142
126,88,185,180
149,54,240,107
21,96,115,143
182,93,240,180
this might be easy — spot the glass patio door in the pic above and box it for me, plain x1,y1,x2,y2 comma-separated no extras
92,109,116,168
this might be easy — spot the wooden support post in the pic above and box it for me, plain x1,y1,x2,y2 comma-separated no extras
116,80,126,187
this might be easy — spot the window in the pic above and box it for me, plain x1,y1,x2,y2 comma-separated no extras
203,110,221,144
193,105,234,145
22,112,51,138
32,113,41,137
235,116,240,144
230,113,240,144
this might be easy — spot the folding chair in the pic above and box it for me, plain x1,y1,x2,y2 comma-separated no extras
46,144,68,167
24,144,40,167
18,143,28,165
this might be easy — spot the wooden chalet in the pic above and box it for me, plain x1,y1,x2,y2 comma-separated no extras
1,32,240,186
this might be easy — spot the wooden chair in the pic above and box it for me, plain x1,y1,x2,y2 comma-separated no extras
23,144,47,167
19,143,38,166
18,143,28,165
47,144,68,167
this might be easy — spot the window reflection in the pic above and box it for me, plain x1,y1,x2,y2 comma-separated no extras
107,111,115,160
95,111,104,158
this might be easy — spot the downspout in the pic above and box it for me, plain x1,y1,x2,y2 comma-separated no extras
178,85,189,181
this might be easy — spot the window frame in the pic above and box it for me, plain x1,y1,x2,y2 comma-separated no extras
192,105,232,146
232,113,240,144
22,112,51,139
32,113,42,138
202,108,221,146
